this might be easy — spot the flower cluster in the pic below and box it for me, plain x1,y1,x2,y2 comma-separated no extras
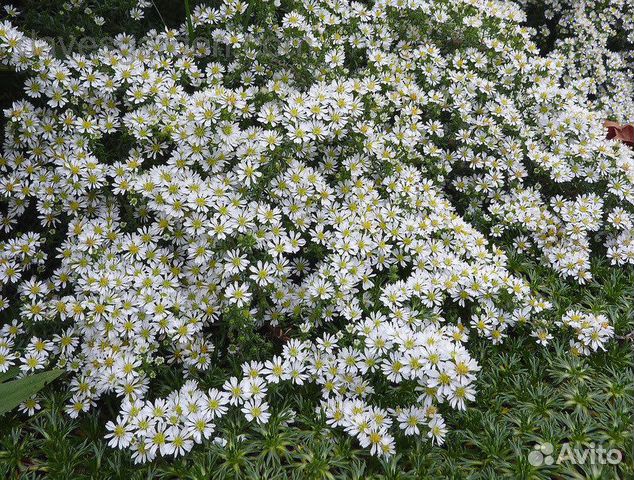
558,310,615,356
519,0,634,122
0,0,627,462
104,321,473,461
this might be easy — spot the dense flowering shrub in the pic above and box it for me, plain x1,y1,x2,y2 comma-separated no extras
0,0,630,463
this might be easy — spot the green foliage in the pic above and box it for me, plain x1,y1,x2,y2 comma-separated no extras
0,369,64,416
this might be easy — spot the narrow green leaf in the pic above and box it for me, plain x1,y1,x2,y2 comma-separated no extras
0,369,64,415
184,0,195,46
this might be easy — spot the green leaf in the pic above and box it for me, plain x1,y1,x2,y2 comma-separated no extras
184,0,195,45
0,369,64,415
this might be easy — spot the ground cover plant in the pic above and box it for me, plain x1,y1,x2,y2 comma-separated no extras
0,0,633,478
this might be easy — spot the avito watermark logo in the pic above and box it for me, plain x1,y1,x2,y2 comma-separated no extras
528,442,622,467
